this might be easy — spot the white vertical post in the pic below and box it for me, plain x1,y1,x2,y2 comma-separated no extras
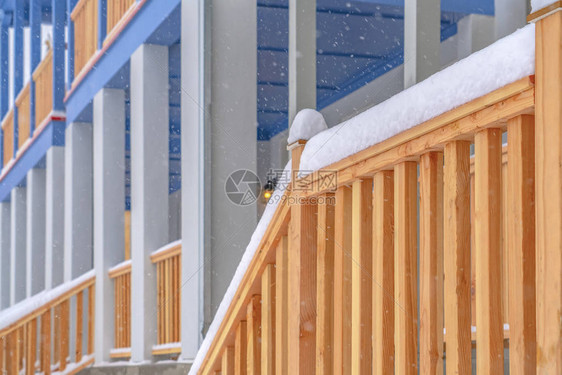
404,0,441,88
10,186,26,305
93,88,125,364
494,0,527,39
26,168,46,298
0,202,10,309
288,0,316,124
208,0,257,324
130,44,169,362
181,0,206,358
45,146,65,289
64,122,93,281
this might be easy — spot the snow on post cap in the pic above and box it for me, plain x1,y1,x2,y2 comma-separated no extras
531,0,560,13
287,109,328,144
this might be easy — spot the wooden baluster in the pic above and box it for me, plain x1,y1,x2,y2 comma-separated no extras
115,276,119,348
26,320,37,375
443,141,472,374
474,128,503,374
394,161,418,375
419,152,444,374
19,326,24,372
534,9,562,372
60,300,70,370
76,291,84,362
247,295,261,375
316,193,335,375
261,264,276,375
351,179,373,374
501,149,509,326
287,141,317,375
7,331,18,375
372,171,395,375
41,310,51,375
470,164,476,327
157,261,162,345
127,272,131,347
275,236,288,375
0,335,4,374
334,186,352,375
222,346,235,375
88,285,95,354
235,321,247,375
506,115,536,374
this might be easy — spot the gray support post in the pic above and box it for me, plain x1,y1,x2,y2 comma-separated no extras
180,0,207,359
64,122,93,281
10,187,26,304
208,0,257,324
93,88,125,363
130,44,169,362
0,202,10,309
404,0,441,88
288,0,316,124
45,146,65,289
26,168,46,297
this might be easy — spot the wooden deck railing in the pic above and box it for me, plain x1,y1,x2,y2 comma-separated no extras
15,82,31,150
71,0,98,78
108,260,131,358
106,0,135,43
151,241,182,356
194,70,541,373
2,108,14,168
32,49,53,129
0,271,95,375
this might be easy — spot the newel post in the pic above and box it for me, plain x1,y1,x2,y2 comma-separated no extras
529,3,562,373
287,139,317,374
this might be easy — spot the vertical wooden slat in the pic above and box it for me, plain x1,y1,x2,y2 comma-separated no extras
470,165,476,327
88,285,95,354
247,295,261,375
25,320,36,375
316,194,335,375
222,346,235,375
351,179,373,374
165,259,171,344
474,128,503,374
59,300,69,371
275,236,288,375
76,291,84,362
287,197,317,374
157,261,162,344
443,141,472,374
0,335,4,374
419,152,444,374
333,186,352,375
7,331,18,375
394,161,418,375
115,277,120,347
501,150,509,325
41,310,51,375
235,321,248,375
534,11,562,373
372,171,394,375
54,304,60,364
261,264,276,375
507,115,536,374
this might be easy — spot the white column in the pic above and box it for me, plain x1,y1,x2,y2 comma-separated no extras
0,202,11,309
404,0,441,88
494,0,527,39
10,186,26,304
181,0,206,359
64,122,93,281
208,0,257,323
26,168,46,297
45,146,65,289
288,0,316,124
130,43,169,361
93,88,125,363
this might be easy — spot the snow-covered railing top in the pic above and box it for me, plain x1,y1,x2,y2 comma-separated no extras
190,19,544,375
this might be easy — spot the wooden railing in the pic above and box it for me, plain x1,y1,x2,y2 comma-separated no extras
2,108,14,168
151,241,182,356
194,71,540,373
71,0,98,78
108,260,131,358
15,82,31,150
32,49,53,129
106,0,135,42
0,271,95,375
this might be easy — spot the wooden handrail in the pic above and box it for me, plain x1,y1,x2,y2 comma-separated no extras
150,240,181,263
108,259,131,279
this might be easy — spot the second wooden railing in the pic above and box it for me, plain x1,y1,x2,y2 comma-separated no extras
32,49,53,129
